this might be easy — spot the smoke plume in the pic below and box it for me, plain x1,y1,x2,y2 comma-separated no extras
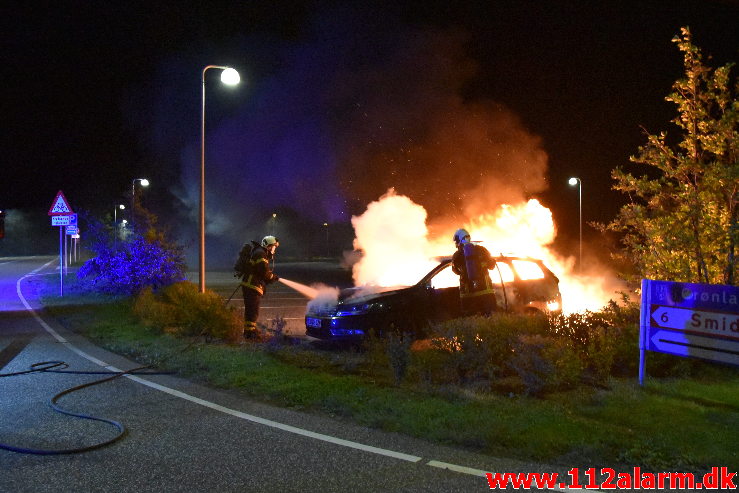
135,5,550,266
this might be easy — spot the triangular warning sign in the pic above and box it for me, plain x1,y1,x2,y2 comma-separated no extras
48,190,74,215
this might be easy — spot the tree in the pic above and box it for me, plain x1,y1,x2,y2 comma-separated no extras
77,209,186,295
605,27,738,285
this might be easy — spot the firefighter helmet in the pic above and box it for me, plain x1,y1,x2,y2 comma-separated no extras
261,235,279,248
453,228,470,245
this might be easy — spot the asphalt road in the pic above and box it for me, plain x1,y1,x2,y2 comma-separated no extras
0,256,568,492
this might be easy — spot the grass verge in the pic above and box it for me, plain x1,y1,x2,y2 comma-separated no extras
43,297,738,472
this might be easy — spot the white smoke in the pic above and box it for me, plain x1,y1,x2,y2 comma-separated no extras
306,284,340,314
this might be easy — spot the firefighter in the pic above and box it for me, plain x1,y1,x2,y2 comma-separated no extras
238,235,280,339
451,228,498,316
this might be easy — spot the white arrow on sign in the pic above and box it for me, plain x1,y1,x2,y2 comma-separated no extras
651,306,739,340
650,330,739,365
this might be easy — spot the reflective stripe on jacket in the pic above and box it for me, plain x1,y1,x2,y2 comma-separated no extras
240,247,277,295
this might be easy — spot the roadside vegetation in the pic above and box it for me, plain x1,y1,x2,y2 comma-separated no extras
43,283,738,472
601,27,738,285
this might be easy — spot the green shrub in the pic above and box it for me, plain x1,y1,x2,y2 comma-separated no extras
386,332,412,385
429,316,495,384
509,335,582,395
426,313,549,385
583,326,616,386
133,286,177,329
132,282,242,343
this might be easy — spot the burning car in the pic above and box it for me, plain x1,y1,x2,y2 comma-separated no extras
305,255,562,341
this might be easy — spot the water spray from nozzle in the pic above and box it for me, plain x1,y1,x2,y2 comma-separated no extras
278,278,318,299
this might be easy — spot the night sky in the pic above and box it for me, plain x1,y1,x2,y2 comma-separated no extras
3,1,738,262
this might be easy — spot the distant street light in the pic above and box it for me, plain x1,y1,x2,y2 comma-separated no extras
113,204,125,250
323,222,329,258
568,177,582,272
271,213,277,235
131,178,149,232
200,65,240,293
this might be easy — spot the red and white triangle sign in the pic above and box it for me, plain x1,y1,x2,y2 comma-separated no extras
48,190,75,215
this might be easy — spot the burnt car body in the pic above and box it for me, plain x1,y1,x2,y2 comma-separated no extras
305,255,562,341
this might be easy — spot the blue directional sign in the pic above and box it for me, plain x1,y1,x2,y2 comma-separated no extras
640,279,739,384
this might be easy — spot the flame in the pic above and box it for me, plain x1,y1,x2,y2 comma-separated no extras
351,189,622,313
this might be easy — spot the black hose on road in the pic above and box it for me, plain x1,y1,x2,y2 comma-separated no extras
0,361,156,455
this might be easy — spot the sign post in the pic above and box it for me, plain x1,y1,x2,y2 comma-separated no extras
640,279,739,385
48,191,75,296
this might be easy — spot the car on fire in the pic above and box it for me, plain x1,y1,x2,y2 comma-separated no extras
305,255,562,341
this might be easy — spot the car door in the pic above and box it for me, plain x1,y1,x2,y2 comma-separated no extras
424,262,462,321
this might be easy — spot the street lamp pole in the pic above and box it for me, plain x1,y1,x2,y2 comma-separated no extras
568,177,582,272
131,178,149,233
323,223,329,258
200,65,240,293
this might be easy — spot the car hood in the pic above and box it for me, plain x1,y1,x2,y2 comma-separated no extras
338,285,410,304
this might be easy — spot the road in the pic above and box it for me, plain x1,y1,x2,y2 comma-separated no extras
0,256,560,492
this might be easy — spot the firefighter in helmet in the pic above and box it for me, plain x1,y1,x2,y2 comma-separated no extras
451,228,498,316
238,235,280,339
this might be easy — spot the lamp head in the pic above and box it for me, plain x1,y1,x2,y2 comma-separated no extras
568,177,579,186
140,179,150,187
221,68,240,86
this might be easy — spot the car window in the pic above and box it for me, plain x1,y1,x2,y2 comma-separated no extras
430,263,459,289
512,260,545,280
491,261,514,283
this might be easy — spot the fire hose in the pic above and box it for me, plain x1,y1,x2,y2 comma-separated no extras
0,362,165,455
0,335,204,455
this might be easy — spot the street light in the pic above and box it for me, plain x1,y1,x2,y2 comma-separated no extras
323,222,329,258
568,177,582,272
131,178,149,232
200,65,240,293
271,213,277,235
113,204,125,250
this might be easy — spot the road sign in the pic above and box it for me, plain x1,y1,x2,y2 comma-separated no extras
640,279,739,384
52,215,73,226
48,190,74,215
66,225,79,235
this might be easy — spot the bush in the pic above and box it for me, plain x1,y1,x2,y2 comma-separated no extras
76,211,186,295
508,334,582,395
133,282,242,343
430,316,495,384
386,332,412,385
426,313,549,385
583,326,616,386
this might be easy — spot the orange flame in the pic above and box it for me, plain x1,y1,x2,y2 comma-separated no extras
351,189,621,313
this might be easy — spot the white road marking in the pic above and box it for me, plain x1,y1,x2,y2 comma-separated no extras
14,260,586,489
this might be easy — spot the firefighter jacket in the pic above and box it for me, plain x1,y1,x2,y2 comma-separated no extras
240,246,278,295
452,243,496,298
